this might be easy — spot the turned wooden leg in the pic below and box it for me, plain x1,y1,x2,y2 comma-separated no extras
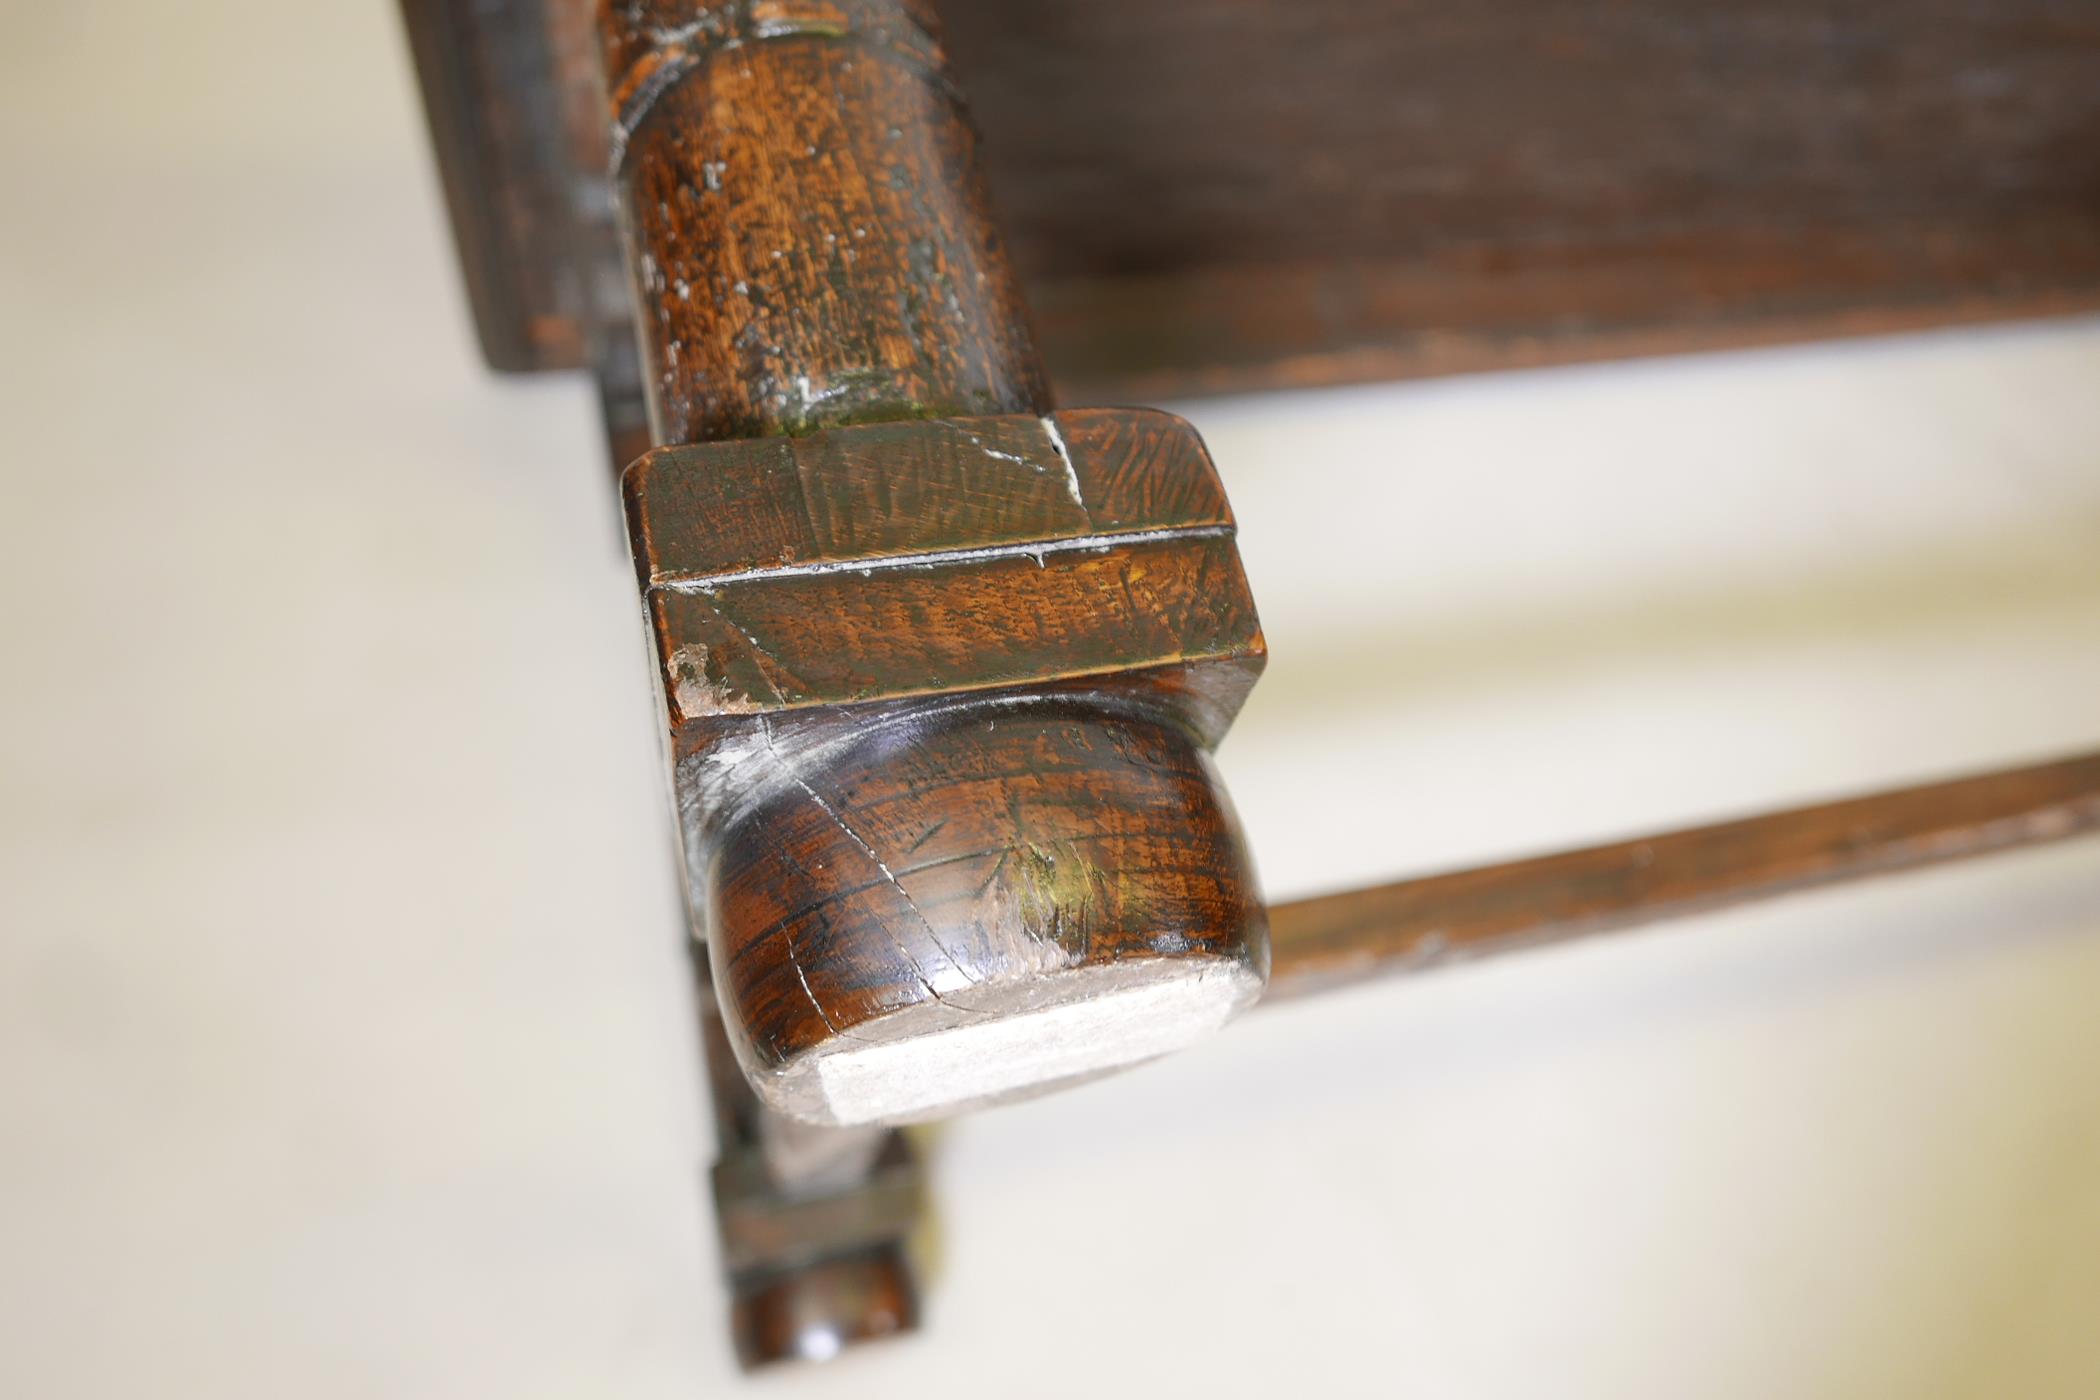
596,0,1269,1126
695,967,924,1366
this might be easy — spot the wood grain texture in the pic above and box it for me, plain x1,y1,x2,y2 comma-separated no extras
707,699,1265,1076
941,0,2100,399
674,688,1266,1125
652,535,1255,722
622,407,1261,733
595,0,1270,1128
406,0,2100,399
1267,752,2100,1002
601,0,1050,440
700,987,924,1277
697,975,924,1369
624,408,1231,581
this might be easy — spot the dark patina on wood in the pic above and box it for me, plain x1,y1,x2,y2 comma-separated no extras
408,0,2100,400
1267,752,2100,1001
935,0,2100,398
625,409,1234,580
629,409,1268,1124
702,697,1263,1111
596,0,1269,1129
623,407,1260,740
602,0,1049,440
697,982,925,1367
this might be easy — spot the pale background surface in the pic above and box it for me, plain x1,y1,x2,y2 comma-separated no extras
4,5,2098,1397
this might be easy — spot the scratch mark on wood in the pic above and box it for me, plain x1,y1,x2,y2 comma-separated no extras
760,718,988,998
1038,414,1092,524
683,597,797,706
654,523,1230,590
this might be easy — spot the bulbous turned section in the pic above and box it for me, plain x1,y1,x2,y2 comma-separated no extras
698,698,1268,1126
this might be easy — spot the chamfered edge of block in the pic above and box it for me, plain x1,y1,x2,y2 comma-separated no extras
622,406,1234,585
649,530,1262,731
623,405,1263,750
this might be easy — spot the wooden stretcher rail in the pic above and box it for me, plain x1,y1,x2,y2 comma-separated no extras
1267,752,2100,1001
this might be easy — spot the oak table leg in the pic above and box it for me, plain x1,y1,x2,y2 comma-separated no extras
597,0,1267,1128
696,975,924,1366
590,0,1268,1364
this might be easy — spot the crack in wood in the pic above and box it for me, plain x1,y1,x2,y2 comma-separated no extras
759,718,993,1009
